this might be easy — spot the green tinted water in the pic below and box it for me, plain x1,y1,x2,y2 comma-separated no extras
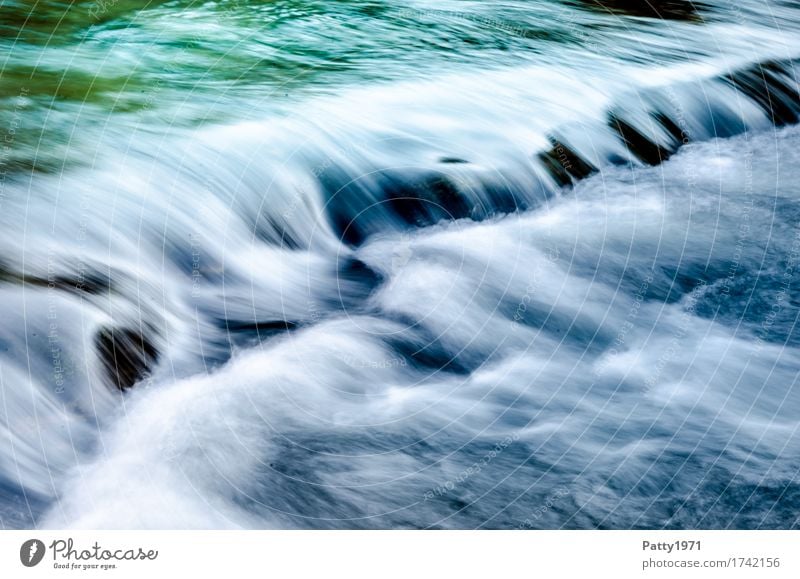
0,1,793,171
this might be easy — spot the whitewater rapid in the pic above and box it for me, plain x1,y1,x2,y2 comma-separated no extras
36,123,800,529
1,20,800,527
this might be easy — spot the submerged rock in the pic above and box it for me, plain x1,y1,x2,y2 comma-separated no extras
95,327,158,392
538,137,597,186
576,0,705,20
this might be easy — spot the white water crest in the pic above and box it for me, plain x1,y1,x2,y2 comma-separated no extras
1,0,799,530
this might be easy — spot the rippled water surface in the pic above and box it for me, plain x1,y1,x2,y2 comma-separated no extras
1,0,799,529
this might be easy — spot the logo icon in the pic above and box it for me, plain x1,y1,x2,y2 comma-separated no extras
20,539,45,567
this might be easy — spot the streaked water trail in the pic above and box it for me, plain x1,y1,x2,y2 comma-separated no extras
0,0,799,529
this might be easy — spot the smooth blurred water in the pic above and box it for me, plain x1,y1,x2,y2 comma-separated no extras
2,0,799,169
1,0,799,529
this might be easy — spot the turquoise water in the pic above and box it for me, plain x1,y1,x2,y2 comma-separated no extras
3,1,798,170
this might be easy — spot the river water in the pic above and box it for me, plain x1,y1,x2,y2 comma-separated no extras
1,0,799,529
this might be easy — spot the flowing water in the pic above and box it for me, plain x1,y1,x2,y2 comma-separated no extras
1,0,799,529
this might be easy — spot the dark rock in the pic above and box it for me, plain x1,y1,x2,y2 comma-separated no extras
0,260,111,296
385,174,471,227
576,0,705,21
608,113,673,165
221,319,298,334
538,137,597,187
722,62,800,126
95,326,158,391
653,112,687,145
